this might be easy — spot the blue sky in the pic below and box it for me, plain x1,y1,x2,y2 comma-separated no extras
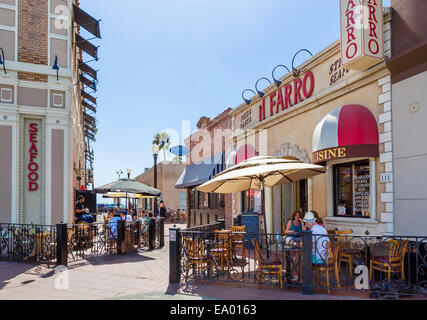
80,0,390,191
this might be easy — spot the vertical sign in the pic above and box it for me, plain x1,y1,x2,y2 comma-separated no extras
24,119,43,224
340,0,383,70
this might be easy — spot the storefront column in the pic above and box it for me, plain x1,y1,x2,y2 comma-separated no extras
265,187,273,234
308,178,313,211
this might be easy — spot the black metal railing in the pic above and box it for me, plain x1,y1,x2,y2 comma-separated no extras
170,222,427,298
0,218,165,267
0,223,57,265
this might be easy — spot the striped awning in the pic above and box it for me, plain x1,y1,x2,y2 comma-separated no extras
312,104,379,163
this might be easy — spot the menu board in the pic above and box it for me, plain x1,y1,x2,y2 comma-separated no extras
353,170,370,217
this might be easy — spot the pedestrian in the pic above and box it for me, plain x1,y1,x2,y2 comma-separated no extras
159,200,166,219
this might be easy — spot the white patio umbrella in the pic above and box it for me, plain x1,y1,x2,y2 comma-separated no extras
196,156,327,233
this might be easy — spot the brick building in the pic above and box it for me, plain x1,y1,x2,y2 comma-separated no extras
0,0,101,224
175,108,234,228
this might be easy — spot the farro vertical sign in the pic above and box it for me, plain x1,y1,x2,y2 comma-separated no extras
340,0,383,70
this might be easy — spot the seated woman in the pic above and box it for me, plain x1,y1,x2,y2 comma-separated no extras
285,210,303,245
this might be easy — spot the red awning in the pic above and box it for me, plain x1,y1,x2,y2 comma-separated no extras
312,104,379,163
235,144,257,164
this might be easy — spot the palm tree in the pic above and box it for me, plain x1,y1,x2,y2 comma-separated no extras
153,132,171,161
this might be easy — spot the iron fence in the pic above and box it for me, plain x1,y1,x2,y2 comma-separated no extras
0,223,57,266
67,222,118,262
0,218,165,266
171,223,427,298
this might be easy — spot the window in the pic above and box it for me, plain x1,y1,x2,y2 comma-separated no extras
333,160,370,218
241,189,261,213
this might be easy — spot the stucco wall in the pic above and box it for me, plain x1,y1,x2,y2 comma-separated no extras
392,71,427,236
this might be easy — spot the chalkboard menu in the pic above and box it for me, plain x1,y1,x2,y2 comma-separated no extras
353,164,370,217
241,212,260,249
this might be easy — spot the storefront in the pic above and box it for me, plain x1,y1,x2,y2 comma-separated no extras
231,25,393,235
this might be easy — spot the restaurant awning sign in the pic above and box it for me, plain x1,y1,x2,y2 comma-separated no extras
312,105,379,164
340,0,384,70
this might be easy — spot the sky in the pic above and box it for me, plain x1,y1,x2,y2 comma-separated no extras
80,0,390,194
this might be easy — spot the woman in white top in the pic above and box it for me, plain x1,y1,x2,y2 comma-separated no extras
302,211,329,264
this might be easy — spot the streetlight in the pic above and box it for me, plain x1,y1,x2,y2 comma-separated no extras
152,144,159,217
116,169,123,179
126,168,132,210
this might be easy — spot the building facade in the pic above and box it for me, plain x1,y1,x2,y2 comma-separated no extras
176,108,234,228
135,161,187,214
387,0,427,236
0,0,100,225
230,6,393,235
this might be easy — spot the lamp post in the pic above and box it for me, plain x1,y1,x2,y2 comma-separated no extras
152,144,159,217
126,168,131,210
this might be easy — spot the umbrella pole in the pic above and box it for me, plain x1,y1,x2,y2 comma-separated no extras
260,179,269,259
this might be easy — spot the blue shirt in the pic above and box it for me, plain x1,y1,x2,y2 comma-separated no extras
108,216,121,239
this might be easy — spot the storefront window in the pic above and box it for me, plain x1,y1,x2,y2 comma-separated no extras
241,189,262,213
334,160,370,218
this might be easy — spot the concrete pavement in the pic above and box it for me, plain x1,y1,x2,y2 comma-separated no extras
0,223,392,300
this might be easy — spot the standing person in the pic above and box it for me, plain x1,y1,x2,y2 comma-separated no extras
303,211,329,264
159,200,166,219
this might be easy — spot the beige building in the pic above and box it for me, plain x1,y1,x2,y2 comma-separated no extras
135,161,187,213
387,0,427,236
0,0,100,224
231,10,393,236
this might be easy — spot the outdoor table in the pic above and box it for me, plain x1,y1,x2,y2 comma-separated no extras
280,243,300,285
269,241,299,285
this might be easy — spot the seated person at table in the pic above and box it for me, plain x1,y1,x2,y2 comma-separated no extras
285,211,303,245
108,211,122,239
75,195,94,224
132,212,138,222
122,210,132,222
106,208,115,222
302,211,329,264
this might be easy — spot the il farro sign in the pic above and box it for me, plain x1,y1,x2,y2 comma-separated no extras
340,0,384,70
258,71,315,122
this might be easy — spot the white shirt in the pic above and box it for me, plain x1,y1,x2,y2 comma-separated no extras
311,224,329,263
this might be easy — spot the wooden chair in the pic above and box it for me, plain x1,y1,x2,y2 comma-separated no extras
335,228,359,276
231,225,246,260
210,230,233,271
252,238,283,289
370,239,409,281
182,237,210,282
312,241,340,294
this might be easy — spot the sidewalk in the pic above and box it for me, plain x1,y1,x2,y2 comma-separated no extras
0,224,396,300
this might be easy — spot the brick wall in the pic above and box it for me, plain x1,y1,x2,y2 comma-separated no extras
18,0,48,66
186,108,233,165
18,72,48,82
184,108,233,227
